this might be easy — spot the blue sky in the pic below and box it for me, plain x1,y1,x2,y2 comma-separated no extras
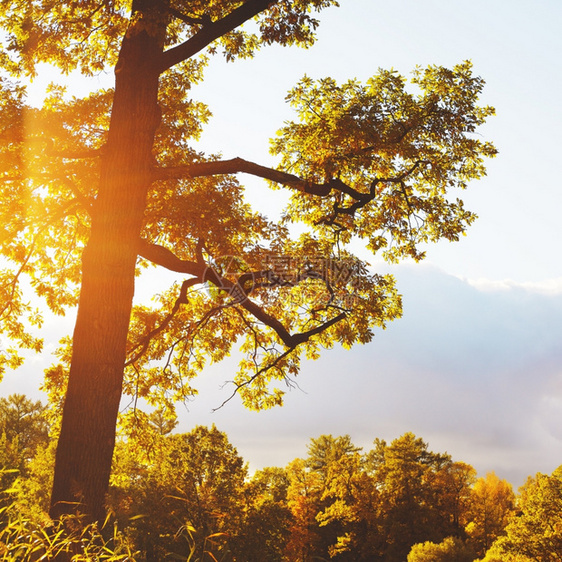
2,0,562,487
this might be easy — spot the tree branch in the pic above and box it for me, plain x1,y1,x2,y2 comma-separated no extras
137,237,348,350
212,310,347,410
125,277,201,366
158,0,275,73
137,239,203,276
155,157,338,197
136,239,299,346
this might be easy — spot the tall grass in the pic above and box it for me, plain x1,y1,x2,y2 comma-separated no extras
0,501,137,561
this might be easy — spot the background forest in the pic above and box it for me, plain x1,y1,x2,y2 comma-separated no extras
1,394,561,561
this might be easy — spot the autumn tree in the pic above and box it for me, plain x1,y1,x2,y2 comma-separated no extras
0,394,49,463
234,466,292,561
0,394,49,500
433,461,477,537
304,434,375,559
0,0,496,523
366,432,467,561
284,456,325,560
465,471,515,557
481,466,562,562
282,432,478,560
9,439,56,525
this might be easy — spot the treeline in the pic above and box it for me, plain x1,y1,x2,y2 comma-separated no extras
1,394,562,561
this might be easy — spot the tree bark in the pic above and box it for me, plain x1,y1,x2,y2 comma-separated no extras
49,3,166,522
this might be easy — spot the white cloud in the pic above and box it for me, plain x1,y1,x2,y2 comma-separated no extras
463,276,562,295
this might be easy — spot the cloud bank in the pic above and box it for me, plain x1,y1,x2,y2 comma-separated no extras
178,265,562,488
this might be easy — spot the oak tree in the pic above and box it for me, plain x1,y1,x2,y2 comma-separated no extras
0,0,496,523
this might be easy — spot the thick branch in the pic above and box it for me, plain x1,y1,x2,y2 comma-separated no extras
200,264,300,347
154,157,337,197
204,264,348,348
290,311,347,345
137,239,203,276
159,0,274,72
318,161,428,226
136,239,298,345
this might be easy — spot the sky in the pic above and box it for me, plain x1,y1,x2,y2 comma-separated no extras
2,0,562,488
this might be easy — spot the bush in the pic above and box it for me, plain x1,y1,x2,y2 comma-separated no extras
408,536,475,562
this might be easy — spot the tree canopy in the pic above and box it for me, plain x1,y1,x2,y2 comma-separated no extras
0,0,496,522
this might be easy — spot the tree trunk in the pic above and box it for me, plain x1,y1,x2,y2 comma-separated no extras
49,3,166,523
